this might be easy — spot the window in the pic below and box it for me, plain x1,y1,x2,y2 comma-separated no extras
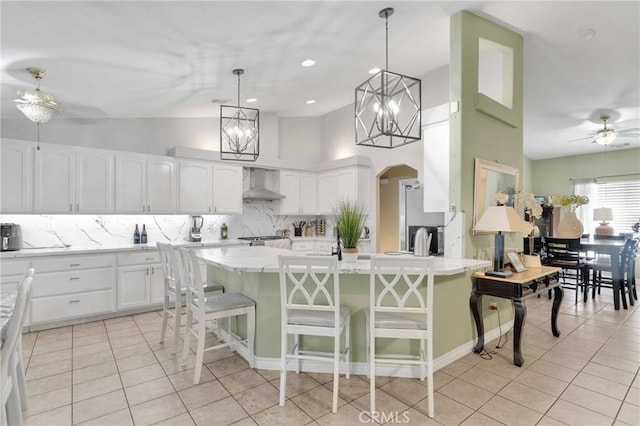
595,179,640,234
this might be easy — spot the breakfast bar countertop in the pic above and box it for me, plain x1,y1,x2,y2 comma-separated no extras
195,246,490,275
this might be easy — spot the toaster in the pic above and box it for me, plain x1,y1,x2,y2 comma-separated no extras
1,223,22,251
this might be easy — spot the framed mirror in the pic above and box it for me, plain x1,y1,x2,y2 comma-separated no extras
473,158,520,232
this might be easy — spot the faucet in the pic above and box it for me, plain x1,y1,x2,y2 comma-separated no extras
332,229,342,261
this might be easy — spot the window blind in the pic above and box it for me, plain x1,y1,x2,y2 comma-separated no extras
596,180,640,233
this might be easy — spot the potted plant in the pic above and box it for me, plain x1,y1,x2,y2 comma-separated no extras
335,200,367,262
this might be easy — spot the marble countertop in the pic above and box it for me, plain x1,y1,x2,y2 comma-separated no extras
195,246,490,275
0,239,248,259
1,293,16,344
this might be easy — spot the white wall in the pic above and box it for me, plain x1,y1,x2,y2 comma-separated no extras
278,117,321,162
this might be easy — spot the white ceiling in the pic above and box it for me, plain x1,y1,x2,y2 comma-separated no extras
1,1,639,160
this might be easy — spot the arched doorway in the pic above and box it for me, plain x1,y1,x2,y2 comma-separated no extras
376,164,417,253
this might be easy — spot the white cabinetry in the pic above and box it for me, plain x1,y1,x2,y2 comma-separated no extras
0,140,33,213
115,154,176,213
280,170,317,215
33,144,114,213
317,165,369,214
177,160,242,214
212,163,243,214
290,239,334,255
29,255,115,324
116,252,163,309
423,121,450,212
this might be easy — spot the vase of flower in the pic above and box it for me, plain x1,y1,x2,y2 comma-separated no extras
558,211,584,238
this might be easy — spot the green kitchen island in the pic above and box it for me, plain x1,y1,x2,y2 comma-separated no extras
195,246,490,377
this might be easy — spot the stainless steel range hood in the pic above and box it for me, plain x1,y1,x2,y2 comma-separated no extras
243,168,285,201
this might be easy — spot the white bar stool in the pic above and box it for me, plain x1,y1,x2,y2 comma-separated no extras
367,255,434,418
1,268,34,426
157,243,223,354
278,255,350,414
179,248,255,385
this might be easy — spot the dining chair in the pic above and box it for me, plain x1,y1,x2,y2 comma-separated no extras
1,268,34,426
278,255,350,414
543,237,589,303
584,235,627,301
157,243,224,354
179,248,255,384
367,255,434,418
620,238,639,306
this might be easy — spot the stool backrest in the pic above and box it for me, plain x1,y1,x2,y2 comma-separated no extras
1,268,34,375
370,255,433,323
278,255,340,322
157,242,180,293
178,248,206,314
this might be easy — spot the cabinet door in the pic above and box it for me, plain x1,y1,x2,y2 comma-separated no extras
75,149,114,213
213,164,243,214
299,173,317,214
34,145,75,213
115,155,147,213
423,122,450,212
335,168,357,205
178,160,213,213
147,158,176,213
149,263,165,305
317,172,336,214
0,140,33,213
117,266,150,309
280,171,301,214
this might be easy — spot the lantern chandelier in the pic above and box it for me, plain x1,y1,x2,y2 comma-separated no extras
355,7,421,148
220,69,259,161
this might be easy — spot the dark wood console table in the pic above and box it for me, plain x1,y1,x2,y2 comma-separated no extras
470,266,562,367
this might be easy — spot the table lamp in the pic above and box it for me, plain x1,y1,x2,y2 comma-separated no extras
475,205,533,278
593,207,614,235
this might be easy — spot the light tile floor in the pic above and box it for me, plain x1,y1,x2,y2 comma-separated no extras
19,288,640,426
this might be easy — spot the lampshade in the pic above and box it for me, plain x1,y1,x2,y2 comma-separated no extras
354,7,421,149
593,207,613,222
14,67,61,124
475,205,533,235
220,69,259,162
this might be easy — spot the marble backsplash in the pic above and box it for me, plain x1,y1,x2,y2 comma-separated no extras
1,201,326,249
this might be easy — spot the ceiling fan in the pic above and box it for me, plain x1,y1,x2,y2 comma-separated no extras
567,114,640,148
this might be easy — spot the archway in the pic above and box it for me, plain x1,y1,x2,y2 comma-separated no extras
376,164,418,253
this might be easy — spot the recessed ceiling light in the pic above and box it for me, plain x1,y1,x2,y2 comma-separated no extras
306,100,316,104
369,67,381,74
301,59,316,67
246,98,257,103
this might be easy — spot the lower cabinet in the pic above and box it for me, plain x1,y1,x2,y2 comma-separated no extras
116,252,164,309
29,254,115,325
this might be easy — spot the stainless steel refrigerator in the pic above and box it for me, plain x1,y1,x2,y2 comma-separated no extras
399,179,445,254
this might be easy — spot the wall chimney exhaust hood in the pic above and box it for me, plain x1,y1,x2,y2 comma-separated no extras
243,168,285,201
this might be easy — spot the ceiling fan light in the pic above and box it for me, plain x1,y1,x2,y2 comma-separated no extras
595,129,616,145
14,67,62,124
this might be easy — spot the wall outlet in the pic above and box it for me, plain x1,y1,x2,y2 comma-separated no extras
489,300,498,311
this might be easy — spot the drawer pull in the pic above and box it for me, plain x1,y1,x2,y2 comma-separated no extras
69,277,80,281
69,299,81,303
69,263,81,267
145,257,155,261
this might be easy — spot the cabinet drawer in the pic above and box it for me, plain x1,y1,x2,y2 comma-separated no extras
0,260,29,276
32,255,115,272
291,242,314,251
33,268,114,297
117,252,160,266
31,290,113,324
315,241,333,253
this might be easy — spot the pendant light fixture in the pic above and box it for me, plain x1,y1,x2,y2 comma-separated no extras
220,69,259,161
14,67,62,150
355,7,421,148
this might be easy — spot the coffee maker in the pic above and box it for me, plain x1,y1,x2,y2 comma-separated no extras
190,216,203,242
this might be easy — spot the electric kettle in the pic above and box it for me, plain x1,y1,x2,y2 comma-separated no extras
413,227,432,257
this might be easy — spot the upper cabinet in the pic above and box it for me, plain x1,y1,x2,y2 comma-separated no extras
0,140,34,213
33,145,114,214
177,160,242,214
280,170,317,215
212,163,243,214
115,154,176,214
317,165,369,215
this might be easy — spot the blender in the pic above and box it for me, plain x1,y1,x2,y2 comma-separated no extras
190,216,204,242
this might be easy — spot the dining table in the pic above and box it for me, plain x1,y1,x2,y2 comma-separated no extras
580,237,627,310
